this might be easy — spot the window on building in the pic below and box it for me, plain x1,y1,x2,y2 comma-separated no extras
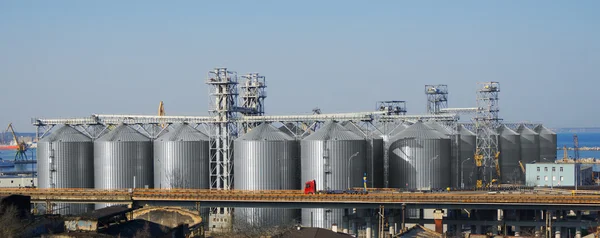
560,176,564,181
560,167,563,172
537,167,540,172
537,176,540,181
552,167,556,172
553,176,556,181
544,176,548,181
545,167,548,172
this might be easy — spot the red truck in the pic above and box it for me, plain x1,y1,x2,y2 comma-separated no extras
303,180,368,195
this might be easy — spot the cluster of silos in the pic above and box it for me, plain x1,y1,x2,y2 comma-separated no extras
233,123,300,227
497,125,522,184
301,121,367,229
94,124,153,209
387,122,451,190
37,125,95,215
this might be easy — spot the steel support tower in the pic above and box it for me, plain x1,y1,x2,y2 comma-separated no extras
206,68,239,231
474,82,501,186
425,85,448,114
240,73,267,116
239,73,267,132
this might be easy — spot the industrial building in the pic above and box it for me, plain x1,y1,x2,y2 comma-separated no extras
526,162,592,187
30,69,558,237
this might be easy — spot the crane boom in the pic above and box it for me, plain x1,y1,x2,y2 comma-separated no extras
6,123,19,146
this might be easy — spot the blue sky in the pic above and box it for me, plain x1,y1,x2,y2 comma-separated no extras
0,1,598,130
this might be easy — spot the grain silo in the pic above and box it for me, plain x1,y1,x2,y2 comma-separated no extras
342,121,384,188
94,124,153,209
424,121,459,188
37,125,94,215
388,121,451,190
535,125,557,162
517,125,540,164
233,123,300,227
497,125,522,184
457,124,476,188
301,121,367,229
154,123,209,189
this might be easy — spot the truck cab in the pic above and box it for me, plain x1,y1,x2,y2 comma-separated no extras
304,180,317,194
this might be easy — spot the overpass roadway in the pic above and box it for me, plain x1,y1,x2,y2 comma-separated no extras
1,188,599,211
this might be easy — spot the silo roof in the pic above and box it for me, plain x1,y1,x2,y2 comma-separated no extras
388,123,410,136
96,124,150,142
391,121,446,140
517,125,538,135
341,121,381,137
156,123,209,142
238,123,294,141
458,124,475,136
40,125,91,142
424,121,454,135
498,125,519,136
304,121,363,141
534,125,556,135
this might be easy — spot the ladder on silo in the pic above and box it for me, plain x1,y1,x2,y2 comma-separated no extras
49,143,56,189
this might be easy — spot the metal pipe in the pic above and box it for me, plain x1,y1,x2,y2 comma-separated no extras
347,152,360,190
462,158,471,189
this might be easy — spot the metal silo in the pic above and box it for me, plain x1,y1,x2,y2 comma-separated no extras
535,125,557,162
233,123,300,227
498,125,522,184
94,124,153,209
388,121,451,190
424,121,459,188
37,125,94,215
342,122,384,188
517,125,540,164
458,124,476,188
301,121,367,229
154,123,209,189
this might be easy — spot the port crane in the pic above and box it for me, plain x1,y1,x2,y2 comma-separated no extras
5,123,29,160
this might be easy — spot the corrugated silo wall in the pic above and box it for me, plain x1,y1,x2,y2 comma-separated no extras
300,140,367,229
450,135,459,188
520,133,540,164
459,134,476,188
388,138,451,190
370,138,384,188
539,132,557,162
499,133,522,184
233,140,300,227
153,141,209,189
37,141,95,215
94,141,153,209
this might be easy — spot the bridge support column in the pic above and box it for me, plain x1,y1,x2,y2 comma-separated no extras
389,216,395,236
352,219,358,236
433,209,444,234
366,217,372,238
343,209,349,234
419,209,425,225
